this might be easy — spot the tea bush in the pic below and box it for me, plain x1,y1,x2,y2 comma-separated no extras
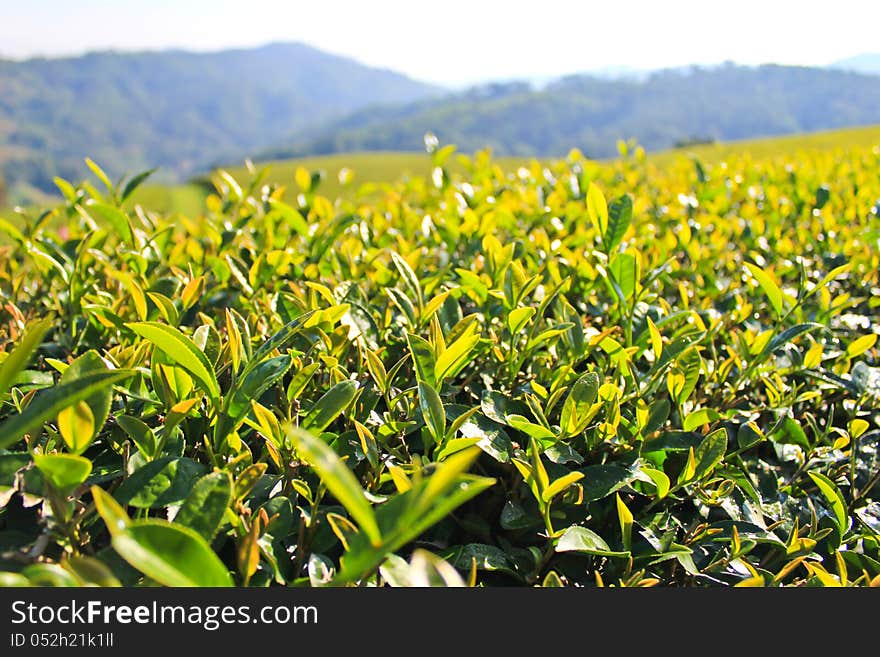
0,143,878,587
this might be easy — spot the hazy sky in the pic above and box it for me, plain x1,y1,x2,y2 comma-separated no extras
1,0,875,86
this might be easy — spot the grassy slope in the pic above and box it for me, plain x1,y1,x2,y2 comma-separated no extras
215,124,880,205
651,123,880,165
8,124,880,216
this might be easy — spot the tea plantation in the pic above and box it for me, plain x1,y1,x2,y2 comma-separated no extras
0,139,878,587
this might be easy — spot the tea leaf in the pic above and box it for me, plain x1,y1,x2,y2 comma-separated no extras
604,194,633,252
57,401,95,454
744,263,784,318
33,453,92,495
175,471,233,541
0,370,131,449
0,317,52,401
587,182,608,237
808,472,849,536
556,526,627,557
418,381,446,448
302,380,359,432
127,322,219,402
112,520,233,586
287,426,381,547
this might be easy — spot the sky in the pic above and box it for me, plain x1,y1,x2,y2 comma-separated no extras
0,0,876,86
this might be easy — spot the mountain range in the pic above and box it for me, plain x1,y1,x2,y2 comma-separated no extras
1,43,880,202
0,42,438,198
269,63,880,161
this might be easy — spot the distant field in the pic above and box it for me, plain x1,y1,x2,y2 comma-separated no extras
210,124,880,206
654,123,880,165
6,124,880,216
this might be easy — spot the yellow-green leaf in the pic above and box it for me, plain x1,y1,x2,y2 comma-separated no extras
127,322,219,402
0,317,52,400
808,472,849,536
58,400,95,454
286,426,381,547
541,471,584,503
744,262,784,318
847,333,877,358
112,520,233,587
587,182,608,236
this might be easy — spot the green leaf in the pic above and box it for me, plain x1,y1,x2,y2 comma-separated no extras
508,307,536,335
683,408,720,432
808,472,849,536
58,350,113,451
694,428,728,480
406,332,436,387
86,201,134,247
267,198,309,236
0,217,25,244
301,380,359,432
54,176,77,201
120,168,157,203
21,563,80,587
507,414,556,447
643,399,670,434
390,251,423,309
242,310,315,380
91,486,130,536
117,415,157,459
286,426,381,547
445,543,519,579
418,381,446,447
386,287,418,327
556,526,627,557
435,436,482,461
287,362,321,401
114,457,207,508
608,252,638,300
641,467,670,499
0,370,131,450
111,520,233,586
604,194,633,252
0,317,52,401
63,555,122,587
653,331,706,371
579,464,639,502
174,471,233,541
454,410,513,463
744,262,784,318
227,354,292,420
338,448,494,583
560,372,599,437
763,323,823,356
0,573,30,587
127,322,220,402
434,324,480,384
0,453,43,497
364,349,388,394
33,453,92,495
814,184,830,210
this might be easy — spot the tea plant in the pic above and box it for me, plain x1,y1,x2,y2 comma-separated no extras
0,141,878,587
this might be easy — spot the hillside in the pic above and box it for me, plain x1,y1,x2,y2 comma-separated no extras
0,42,439,197
123,124,880,215
267,64,880,160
